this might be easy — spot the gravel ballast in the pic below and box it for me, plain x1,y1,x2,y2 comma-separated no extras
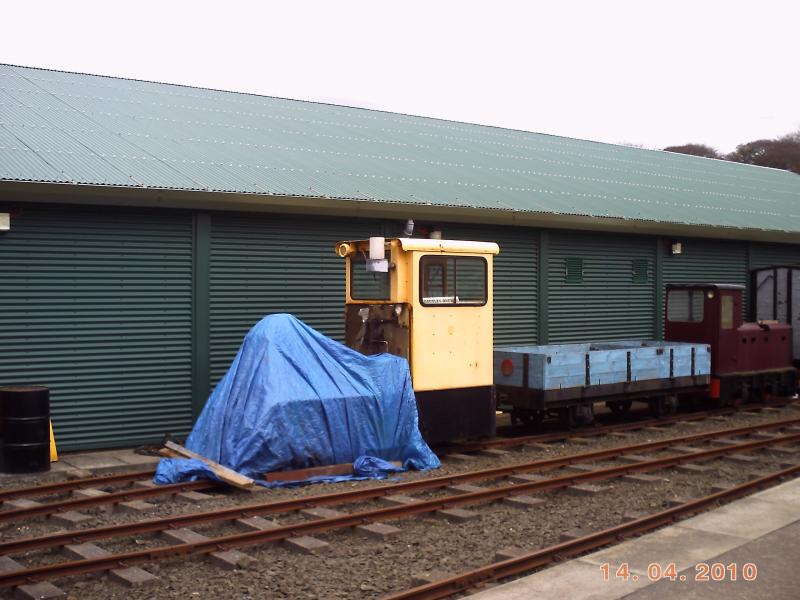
0,403,798,599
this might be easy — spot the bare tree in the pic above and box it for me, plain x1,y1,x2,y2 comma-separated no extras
727,131,800,175
663,144,721,159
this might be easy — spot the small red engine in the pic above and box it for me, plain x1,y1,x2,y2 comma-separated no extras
664,283,796,403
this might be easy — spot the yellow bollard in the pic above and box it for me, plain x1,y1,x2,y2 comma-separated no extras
49,420,58,462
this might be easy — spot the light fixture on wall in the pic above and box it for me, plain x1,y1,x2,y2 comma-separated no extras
0,212,9,232
670,240,682,255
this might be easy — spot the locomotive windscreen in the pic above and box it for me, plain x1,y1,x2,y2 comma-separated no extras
350,254,390,300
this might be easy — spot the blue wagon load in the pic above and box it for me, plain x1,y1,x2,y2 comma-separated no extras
494,340,711,426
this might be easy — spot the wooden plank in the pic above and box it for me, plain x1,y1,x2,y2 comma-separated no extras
264,460,403,483
163,441,254,491
264,463,355,483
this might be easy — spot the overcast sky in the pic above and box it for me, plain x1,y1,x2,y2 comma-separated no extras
4,0,799,154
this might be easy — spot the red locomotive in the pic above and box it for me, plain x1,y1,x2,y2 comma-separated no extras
664,283,797,405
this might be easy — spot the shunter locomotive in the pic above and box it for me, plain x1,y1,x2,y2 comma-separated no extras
664,283,796,404
335,236,498,444
336,235,800,443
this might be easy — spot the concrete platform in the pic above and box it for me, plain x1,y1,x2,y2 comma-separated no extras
0,448,160,481
468,476,800,599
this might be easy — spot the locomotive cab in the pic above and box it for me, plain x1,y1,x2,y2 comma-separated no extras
335,237,499,444
665,283,795,402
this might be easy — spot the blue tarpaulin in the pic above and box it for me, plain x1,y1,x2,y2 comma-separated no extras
155,314,439,486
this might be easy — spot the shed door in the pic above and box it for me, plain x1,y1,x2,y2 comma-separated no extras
208,213,376,390
548,231,656,342
662,238,747,319
0,205,194,450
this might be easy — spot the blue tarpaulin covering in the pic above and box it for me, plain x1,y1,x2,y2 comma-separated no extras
155,314,439,486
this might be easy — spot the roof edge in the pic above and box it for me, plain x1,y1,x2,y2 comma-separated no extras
2,181,799,245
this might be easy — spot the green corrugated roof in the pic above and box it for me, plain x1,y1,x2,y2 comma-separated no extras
1,63,799,235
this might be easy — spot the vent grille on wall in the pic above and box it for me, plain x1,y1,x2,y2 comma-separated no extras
632,259,649,283
565,257,584,284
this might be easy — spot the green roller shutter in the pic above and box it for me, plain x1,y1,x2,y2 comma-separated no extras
750,242,800,268
663,237,748,317
436,224,538,346
208,213,376,388
663,238,748,285
548,231,656,342
0,205,194,450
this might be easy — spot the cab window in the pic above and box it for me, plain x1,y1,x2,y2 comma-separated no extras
420,256,486,306
350,254,390,300
667,289,704,322
720,295,734,329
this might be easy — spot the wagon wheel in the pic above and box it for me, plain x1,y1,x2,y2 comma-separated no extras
606,400,633,417
715,391,742,409
559,406,578,430
511,408,544,428
648,396,677,418
524,409,545,428
759,380,776,404
559,404,594,429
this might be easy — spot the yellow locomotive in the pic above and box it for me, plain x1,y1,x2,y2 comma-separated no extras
335,236,498,443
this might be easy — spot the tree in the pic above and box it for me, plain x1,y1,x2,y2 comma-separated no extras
662,144,721,159
727,131,800,175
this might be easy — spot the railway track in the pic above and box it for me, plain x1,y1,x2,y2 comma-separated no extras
383,462,800,600
1,417,799,590
0,469,155,503
0,480,212,523
2,413,799,527
1,399,793,520
451,399,796,453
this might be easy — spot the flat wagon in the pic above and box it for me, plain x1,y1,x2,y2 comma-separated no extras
494,340,711,427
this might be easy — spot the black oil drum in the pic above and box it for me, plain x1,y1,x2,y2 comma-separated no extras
0,386,51,473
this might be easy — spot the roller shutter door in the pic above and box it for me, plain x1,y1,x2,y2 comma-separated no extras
663,238,747,317
750,242,800,269
208,213,376,388
0,205,194,450
438,224,538,346
548,231,656,342
663,238,747,285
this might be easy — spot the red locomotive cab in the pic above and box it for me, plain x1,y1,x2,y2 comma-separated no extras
664,284,744,374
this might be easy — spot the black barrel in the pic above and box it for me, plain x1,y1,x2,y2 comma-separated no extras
0,386,51,473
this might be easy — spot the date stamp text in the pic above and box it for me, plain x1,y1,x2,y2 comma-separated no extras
600,562,758,583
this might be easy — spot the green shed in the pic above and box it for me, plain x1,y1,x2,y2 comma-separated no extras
1,64,799,450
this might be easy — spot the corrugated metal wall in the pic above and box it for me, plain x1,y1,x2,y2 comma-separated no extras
663,238,748,285
4,200,800,451
663,238,748,318
208,213,375,388
439,224,538,345
750,242,800,269
0,205,194,450
547,231,656,342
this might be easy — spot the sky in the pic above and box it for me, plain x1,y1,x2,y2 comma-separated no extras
3,0,799,154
